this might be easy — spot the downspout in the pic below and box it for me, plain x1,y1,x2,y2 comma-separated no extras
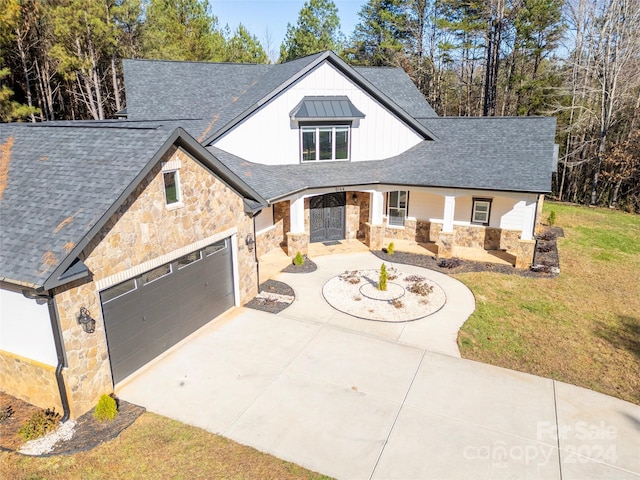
252,212,261,290
46,295,71,422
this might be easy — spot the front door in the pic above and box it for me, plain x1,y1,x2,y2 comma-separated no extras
310,193,346,242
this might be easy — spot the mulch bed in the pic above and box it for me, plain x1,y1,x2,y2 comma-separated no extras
244,279,295,314
374,226,562,278
281,256,317,273
0,391,145,456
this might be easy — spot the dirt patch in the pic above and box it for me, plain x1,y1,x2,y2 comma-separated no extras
0,392,144,456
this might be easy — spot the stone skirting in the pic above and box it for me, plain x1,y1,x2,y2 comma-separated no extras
286,232,309,257
0,352,62,412
436,231,455,258
384,218,417,241
515,239,536,269
256,224,284,259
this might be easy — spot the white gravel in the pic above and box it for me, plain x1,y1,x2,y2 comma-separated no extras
18,419,77,456
322,267,446,322
255,291,294,304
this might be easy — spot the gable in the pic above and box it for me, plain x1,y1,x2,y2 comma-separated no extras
212,62,425,165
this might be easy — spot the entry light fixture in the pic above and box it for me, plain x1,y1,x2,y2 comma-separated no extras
245,233,255,252
78,307,96,334
352,193,358,203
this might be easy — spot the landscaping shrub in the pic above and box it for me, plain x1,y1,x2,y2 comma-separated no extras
387,242,395,255
408,282,434,296
378,263,388,291
93,394,119,422
405,274,425,282
293,252,305,266
438,257,463,269
547,210,557,225
18,408,61,441
0,405,14,421
391,299,403,309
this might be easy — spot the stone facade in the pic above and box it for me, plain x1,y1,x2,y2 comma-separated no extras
437,231,455,258
286,232,309,256
0,353,61,411
256,224,284,258
345,193,362,240
356,192,370,239
515,239,536,269
51,146,258,418
364,223,384,250
384,218,417,241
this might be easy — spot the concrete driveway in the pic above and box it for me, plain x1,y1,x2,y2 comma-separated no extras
117,307,640,479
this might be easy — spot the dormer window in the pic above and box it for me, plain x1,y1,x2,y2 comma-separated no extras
301,126,349,162
291,95,365,164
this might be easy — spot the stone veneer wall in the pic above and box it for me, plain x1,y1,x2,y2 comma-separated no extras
273,201,290,247
51,147,258,418
345,192,362,240
384,218,417,241
357,192,370,239
0,353,61,411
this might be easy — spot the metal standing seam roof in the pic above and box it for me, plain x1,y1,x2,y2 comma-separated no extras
290,96,366,120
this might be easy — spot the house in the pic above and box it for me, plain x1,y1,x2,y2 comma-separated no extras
0,51,557,418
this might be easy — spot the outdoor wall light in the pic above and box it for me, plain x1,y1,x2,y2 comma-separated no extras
78,307,96,334
352,193,358,203
245,233,255,252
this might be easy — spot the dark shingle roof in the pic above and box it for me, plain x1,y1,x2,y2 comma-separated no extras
0,121,264,289
354,67,437,118
208,117,557,201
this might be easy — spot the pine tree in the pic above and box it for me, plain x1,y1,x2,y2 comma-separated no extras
224,24,269,64
279,0,343,62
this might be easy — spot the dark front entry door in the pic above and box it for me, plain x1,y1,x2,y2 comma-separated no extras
310,192,346,242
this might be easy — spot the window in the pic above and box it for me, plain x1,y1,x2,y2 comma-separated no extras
163,170,181,206
177,251,201,269
141,264,171,285
101,278,137,303
388,191,408,226
471,198,492,225
301,126,349,162
203,239,227,256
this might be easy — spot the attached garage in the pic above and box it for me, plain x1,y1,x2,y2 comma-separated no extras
100,239,234,384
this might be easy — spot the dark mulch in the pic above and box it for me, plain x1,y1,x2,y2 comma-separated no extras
0,391,145,456
281,256,317,273
374,225,562,278
244,279,295,314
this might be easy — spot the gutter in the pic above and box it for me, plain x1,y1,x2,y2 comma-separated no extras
23,289,71,422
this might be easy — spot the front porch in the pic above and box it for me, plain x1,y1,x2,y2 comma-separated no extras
254,188,538,277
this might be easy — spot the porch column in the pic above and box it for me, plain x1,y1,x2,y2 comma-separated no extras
515,200,536,269
286,197,309,257
438,195,456,258
364,191,384,250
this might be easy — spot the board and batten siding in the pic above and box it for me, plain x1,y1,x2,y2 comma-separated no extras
0,288,57,366
213,62,423,165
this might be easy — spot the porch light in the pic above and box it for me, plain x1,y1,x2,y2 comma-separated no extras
352,193,358,203
245,233,255,252
78,307,96,334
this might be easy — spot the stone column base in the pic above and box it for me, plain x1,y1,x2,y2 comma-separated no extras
437,231,455,258
286,232,309,257
515,239,536,269
364,222,384,250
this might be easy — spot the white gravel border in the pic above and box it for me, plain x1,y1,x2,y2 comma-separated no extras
18,420,77,456
322,267,446,322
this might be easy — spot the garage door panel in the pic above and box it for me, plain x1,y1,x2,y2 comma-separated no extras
101,238,235,384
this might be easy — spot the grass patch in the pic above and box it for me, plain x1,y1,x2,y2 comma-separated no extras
457,202,640,405
0,412,332,480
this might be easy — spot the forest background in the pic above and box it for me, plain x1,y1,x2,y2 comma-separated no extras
1,0,638,211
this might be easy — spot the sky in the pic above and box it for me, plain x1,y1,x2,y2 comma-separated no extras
210,0,366,60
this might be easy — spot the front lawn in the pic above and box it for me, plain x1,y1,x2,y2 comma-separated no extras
0,412,331,480
457,202,640,404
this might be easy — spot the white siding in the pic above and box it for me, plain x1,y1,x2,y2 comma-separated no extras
255,204,274,233
214,62,423,165
407,191,444,220
0,288,57,366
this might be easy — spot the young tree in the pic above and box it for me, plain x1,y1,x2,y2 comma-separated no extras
141,0,226,61
279,0,344,62
224,24,269,64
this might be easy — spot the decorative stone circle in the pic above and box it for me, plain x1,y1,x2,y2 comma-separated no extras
322,267,447,322
359,282,405,301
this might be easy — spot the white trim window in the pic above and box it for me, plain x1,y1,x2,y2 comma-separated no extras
301,126,349,162
471,198,492,225
163,170,181,207
388,190,408,226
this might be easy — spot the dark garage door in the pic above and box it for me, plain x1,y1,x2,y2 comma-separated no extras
100,239,234,384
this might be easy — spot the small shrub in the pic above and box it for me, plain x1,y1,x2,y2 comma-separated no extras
378,263,388,291
438,257,463,269
18,408,61,441
0,405,14,422
293,252,305,266
94,394,118,422
387,242,395,255
340,270,361,284
547,210,556,226
408,281,434,296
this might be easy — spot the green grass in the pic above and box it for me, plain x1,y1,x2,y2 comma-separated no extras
1,413,333,480
457,202,640,404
